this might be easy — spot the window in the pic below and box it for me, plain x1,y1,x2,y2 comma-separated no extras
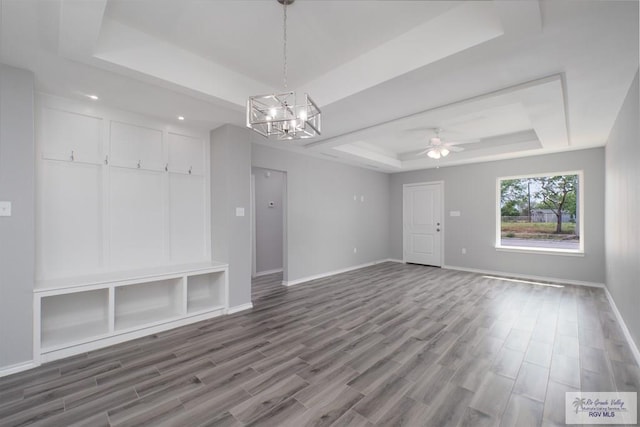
496,171,583,254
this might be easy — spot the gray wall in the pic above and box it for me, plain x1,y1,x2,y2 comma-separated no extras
252,167,284,274
605,71,639,348
210,125,252,308
0,64,35,369
390,148,606,284
252,144,390,283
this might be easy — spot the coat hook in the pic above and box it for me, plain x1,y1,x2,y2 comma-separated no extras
104,155,109,165
137,160,141,169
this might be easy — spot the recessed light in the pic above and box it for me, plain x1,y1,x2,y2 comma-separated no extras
177,116,185,121
87,94,99,100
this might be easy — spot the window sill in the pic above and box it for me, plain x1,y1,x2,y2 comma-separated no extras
495,245,584,257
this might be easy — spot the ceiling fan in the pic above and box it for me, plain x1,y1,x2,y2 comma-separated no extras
414,128,476,159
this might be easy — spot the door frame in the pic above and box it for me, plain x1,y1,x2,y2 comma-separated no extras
251,173,256,278
402,181,445,267
250,168,288,282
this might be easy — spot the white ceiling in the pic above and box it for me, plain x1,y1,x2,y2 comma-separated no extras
1,0,638,172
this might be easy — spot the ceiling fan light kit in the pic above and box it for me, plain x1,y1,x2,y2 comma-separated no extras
415,128,462,159
427,147,449,159
247,0,322,140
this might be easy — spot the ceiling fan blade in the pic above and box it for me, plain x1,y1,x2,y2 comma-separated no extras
446,139,480,146
447,145,465,152
416,148,432,156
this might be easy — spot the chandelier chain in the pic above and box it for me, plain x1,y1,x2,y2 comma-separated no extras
283,1,288,90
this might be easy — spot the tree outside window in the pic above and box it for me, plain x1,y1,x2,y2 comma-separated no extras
498,172,582,252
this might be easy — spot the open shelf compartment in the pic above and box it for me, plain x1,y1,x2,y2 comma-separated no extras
187,271,226,313
115,278,183,331
41,288,109,350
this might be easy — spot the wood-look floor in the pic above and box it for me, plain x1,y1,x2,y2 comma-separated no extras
1,262,639,427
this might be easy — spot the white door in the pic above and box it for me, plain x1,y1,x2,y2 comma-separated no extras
403,182,443,266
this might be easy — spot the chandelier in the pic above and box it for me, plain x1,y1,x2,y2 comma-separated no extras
246,0,321,140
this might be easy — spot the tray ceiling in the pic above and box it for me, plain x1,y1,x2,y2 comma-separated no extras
0,0,637,171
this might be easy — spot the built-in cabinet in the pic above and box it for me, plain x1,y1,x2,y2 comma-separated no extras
33,95,224,363
35,264,228,362
36,96,210,279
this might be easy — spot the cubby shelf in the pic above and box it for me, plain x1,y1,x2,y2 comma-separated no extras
41,321,110,352
187,272,226,314
115,278,183,331
34,263,228,363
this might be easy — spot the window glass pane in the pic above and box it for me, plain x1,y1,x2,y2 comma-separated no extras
499,174,580,251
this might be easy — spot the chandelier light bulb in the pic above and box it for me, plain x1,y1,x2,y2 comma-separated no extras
440,148,450,157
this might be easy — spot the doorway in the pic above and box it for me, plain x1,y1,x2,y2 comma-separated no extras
403,182,444,267
251,168,287,298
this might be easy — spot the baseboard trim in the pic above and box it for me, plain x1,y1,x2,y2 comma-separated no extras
227,303,254,314
442,264,605,288
283,259,395,287
254,268,283,277
604,287,640,368
0,360,39,378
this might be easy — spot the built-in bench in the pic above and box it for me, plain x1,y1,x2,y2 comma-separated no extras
34,262,228,363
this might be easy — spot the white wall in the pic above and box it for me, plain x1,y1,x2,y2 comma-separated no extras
252,167,284,274
0,64,35,370
605,71,640,349
252,143,391,283
211,125,252,308
390,148,606,285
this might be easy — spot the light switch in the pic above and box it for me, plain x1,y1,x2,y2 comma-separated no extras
0,201,11,217
235,207,245,217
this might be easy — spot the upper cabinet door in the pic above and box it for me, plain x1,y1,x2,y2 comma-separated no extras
168,133,204,175
40,107,103,164
110,121,164,171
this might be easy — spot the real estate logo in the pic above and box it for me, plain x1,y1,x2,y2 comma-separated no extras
566,392,637,425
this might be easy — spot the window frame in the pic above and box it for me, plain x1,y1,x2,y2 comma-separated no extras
495,170,584,256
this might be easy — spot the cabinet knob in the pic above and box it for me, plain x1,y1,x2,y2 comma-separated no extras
137,160,141,169
165,163,169,172
188,166,192,175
